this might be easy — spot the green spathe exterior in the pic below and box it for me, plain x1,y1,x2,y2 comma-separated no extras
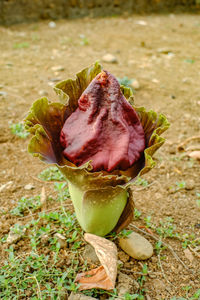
25,62,170,236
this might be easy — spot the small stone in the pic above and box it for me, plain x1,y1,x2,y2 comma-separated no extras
0,181,13,192
69,292,96,300
48,21,56,28
54,233,67,248
185,179,195,190
7,228,26,244
117,272,139,296
49,78,61,83
157,47,172,54
152,78,159,84
51,66,65,72
184,248,194,263
135,20,147,26
40,234,49,245
102,53,118,64
0,91,7,97
130,79,140,90
83,244,99,264
119,232,153,260
0,84,4,89
38,90,48,96
182,77,192,84
24,184,35,190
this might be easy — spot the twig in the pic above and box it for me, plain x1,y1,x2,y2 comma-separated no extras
177,135,200,151
33,276,42,300
129,224,194,274
157,252,175,287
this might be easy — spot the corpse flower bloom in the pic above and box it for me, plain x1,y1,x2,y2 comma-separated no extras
25,62,169,236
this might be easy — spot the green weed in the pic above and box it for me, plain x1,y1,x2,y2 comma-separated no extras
38,166,65,181
13,42,30,49
9,122,29,139
10,196,41,216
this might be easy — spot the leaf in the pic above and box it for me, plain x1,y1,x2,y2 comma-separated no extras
75,233,117,290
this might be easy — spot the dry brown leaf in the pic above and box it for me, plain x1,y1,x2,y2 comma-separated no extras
188,151,200,161
75,233,117,290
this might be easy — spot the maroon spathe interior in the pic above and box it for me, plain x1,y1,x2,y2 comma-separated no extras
60,71,145,172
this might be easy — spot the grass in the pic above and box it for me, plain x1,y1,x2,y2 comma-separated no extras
0,184,84,299
0,171,199,299
38,166,65,182
9,122,29,139
13,42,30,49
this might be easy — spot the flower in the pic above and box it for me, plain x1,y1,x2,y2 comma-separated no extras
25,62,169,236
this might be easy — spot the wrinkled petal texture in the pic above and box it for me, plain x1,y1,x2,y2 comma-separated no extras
60,71,145,172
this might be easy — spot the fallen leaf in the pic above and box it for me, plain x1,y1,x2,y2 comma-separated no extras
75,233,117,290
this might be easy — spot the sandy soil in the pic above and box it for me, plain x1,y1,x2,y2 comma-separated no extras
0,14,200,299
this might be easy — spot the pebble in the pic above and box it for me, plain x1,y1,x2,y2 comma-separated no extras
0,91,7,97
49,78,61,83
38,90,48,96
135,20,147,26
40,234,49,245
7,228,26,244
51,66,65,72
0,181,13,192
185,179,195,190
24,184,35,190
48,21,56,28
54,233,67,248
102,53,118,64
157,47,172,54
119,232,153,260
130,79,140,90
117,272,139,296
69,293,96,300
83,244,99,264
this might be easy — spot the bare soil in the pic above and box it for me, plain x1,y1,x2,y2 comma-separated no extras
0,14,200,299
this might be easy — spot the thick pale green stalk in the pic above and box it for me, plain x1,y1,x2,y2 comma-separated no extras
67,180,128,236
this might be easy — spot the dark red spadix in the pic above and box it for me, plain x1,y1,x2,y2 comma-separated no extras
60,71,145,172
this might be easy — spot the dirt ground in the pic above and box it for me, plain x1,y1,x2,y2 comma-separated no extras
0,14,200,299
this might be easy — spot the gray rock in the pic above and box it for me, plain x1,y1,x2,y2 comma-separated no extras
69,293,96,300
54,233,67,248
38,90,48,96
117,272,139,297
102,53,118,64
83,244,99,264
7,227,26,244
185,179,195,190
48,21,56,28
119,232,153,260
51,66,65,72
